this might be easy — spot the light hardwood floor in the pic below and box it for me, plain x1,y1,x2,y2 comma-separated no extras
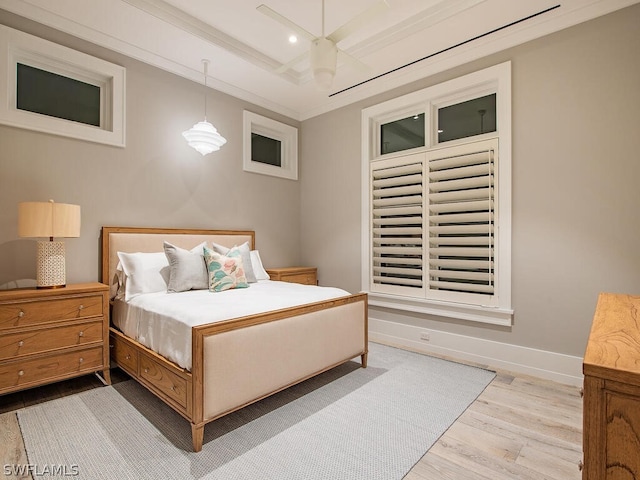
0,359,583,480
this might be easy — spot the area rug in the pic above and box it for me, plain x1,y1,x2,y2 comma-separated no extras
17,342,495,480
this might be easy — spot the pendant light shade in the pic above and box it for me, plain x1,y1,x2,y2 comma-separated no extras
182,120,226,155
183,59,226,155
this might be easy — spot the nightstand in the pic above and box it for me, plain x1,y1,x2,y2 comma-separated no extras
266,267,317,285
0,282,110,395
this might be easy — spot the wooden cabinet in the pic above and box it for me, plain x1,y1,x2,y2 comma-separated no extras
0,283,110,395
266,267,317,286
582,293,640,480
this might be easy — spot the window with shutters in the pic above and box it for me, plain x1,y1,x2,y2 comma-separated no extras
362,62,512,325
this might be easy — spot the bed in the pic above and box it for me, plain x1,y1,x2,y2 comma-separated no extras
102,226,368,452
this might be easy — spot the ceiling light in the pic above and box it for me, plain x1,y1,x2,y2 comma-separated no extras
310,37,337,90
182,59,227,155
288,35,297,44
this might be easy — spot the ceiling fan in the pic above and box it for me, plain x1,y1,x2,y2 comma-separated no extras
257,0,389,90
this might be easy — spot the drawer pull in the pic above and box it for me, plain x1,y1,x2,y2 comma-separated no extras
18,370,24,376
78,331,84,337
78,305,84,310
18,311,24,318
171,385,176,392
125,354,131,360
144,368,149,373
18,340,24,347
79,357,84,364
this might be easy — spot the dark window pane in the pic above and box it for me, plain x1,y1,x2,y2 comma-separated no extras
381,113,425,155
251,133,282,167
438,94,496,143
16,63,101,127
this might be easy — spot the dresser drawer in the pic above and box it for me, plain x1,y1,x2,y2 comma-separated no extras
140,354,187,408
0,295,104,330
111,334,138,374
0,321,103,361
0,346,103,393
280,272,316,285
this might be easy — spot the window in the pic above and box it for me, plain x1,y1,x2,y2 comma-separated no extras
362,62,512,325
17,63,101,127
437,94,496,143
0,24,126,147
243,111,298,180
380,113,425,155
251,133,282,167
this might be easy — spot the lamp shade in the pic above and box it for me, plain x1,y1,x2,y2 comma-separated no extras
182,120,227,156
18,201,81,238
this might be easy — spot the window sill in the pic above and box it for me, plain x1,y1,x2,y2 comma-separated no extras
367,292,513,327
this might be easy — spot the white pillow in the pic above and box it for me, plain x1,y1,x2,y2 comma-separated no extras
164,241,208,293
250,250,270,281
211,241,257,283
117,251,169,301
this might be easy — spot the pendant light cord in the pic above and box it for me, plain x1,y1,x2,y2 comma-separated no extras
202,59,209,122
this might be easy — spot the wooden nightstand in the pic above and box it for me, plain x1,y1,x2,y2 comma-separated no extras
266,267,317,285
0,282,110,395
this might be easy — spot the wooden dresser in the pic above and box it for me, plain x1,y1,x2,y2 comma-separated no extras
0,282,110,395
266,267,317,285
582,292,640,479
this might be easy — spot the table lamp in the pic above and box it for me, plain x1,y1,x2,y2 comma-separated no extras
18,200,81,288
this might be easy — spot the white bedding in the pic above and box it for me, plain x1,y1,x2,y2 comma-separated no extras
112,280,351,370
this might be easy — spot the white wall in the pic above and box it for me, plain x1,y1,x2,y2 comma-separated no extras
299,4,640,382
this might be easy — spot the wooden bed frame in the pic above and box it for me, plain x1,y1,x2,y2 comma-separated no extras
101,226,368,452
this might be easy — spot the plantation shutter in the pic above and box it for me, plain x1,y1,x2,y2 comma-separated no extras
369,139,498,305
370,154,425,295
427,139,497,303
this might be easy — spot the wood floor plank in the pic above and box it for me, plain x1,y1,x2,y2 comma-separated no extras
459,408,582,465
0,412,32,480
406,451,494,480
468,392,582,445
515,443,582,479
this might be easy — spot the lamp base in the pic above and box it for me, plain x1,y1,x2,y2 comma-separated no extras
37,241,66,288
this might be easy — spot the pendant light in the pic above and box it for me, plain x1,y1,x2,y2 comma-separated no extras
182,59,227,155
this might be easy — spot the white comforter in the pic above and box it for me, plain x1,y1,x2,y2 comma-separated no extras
112,280,351,370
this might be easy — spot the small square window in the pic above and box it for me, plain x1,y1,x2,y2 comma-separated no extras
380,113,425,155
438,94,496,143
243,111,298,180
251,133,282,167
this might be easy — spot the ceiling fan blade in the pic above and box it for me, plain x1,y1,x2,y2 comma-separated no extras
328,0,389,44
338,49,370,73
275,51,309,73
256,4,316,42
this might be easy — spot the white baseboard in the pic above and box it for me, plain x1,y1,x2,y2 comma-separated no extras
369,317,584,386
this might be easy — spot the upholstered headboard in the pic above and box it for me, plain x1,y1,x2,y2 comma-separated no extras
101,226,255,299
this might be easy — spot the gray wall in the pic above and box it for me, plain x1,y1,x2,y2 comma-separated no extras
0,10,302,287
300,4,640,357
